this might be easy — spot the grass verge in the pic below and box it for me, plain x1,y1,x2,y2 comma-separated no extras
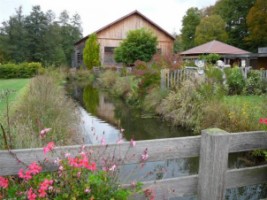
0,79,30,115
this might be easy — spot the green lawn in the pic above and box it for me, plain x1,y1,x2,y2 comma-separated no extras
0,79,30,114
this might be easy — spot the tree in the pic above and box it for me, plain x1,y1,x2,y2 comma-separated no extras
24,5,49,63
83,33,100,69
194,15,228,45
181,8,201,50
246,0,267,51
114,28,158,65
173,34,183,53
213,0,255,49
59,11,82,66
0,6,28,63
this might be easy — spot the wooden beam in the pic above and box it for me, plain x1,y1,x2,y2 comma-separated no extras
0,136,201,176
229,131,267,152
198,128,230,200
226,164,267,189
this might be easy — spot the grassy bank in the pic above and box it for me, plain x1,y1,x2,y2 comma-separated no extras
0,79,30,114
0,74,82,149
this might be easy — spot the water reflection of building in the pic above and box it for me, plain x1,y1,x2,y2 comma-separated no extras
97,94,120,127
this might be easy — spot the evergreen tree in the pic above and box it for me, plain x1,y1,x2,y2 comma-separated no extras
83,33,100,69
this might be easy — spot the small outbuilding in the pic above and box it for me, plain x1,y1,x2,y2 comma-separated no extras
73,10,175,68
180,40,251,67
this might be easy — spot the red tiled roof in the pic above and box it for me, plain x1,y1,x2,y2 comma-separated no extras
181,40,250,55
75,10,175,45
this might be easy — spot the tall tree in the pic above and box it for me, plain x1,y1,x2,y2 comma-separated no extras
83,33,100,69
181,8,201,50
194,15,228,45
59,11,82,66
246,0,267,51
24,5,48,63
0,7,28,62
213,0,255,49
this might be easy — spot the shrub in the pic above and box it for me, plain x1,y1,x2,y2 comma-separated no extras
143,86,169,113
224,67,245,95
97,70,119,88
244,70,264,95
151,54,183,70
0,62,43,78
205,66,224,84
157,78,226,132
112,76,140,103
114,28,158,65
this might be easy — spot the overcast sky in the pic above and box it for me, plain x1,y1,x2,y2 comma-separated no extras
0,0,217,36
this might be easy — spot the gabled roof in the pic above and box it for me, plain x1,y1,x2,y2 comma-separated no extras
181,40,250,55
75,10,175,45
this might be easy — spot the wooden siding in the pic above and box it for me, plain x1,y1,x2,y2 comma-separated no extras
97,13,173,63
73,12,174,67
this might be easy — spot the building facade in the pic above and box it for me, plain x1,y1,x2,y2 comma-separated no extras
73,10,175,67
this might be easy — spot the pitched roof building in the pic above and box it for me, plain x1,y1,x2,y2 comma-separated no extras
180,40,252,67
73,10,175,67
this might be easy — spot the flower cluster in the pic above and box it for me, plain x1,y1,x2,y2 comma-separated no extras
0,128,148,199
18,162,42,180
259,118,267,125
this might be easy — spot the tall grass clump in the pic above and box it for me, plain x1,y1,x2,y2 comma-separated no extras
5,75,81,149
98,70,119,88
112,76,140,103
157,77,226,132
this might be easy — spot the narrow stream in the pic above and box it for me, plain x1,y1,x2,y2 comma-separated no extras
66,81,267,200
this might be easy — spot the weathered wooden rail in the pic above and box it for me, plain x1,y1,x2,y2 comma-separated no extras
1,129,267,199
161,68,267,89
160,68,203,89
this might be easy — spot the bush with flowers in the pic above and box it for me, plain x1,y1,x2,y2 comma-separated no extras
0,128,143,199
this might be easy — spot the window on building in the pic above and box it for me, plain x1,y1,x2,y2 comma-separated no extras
104,47,115,53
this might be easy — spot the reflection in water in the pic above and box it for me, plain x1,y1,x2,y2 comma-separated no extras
83,85,99,115
66,81,267,200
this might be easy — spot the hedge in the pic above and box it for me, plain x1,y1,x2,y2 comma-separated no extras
0,62,44,78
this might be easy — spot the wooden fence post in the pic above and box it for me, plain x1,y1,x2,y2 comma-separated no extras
198,128,230,200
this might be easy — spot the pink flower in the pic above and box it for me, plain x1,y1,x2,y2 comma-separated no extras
109,164,116,171
28,162,42,175
130,139,136,147
101,136,106,145
85,188,91,193
18,169,32,180
38,179,53,198
0,176,8,189
27,188,37,200
259,118,267,125
40,128,51,138
141,148,149,162
64,152,71,158
43,142,55,155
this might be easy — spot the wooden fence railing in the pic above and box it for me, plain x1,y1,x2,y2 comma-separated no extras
160,68,200,89
161,68,267,89
0,129,267,200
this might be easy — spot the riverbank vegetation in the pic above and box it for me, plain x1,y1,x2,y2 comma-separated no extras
95,61,267,134
0,68,81,149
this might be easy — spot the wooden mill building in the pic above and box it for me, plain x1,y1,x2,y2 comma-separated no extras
73,10,175,67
